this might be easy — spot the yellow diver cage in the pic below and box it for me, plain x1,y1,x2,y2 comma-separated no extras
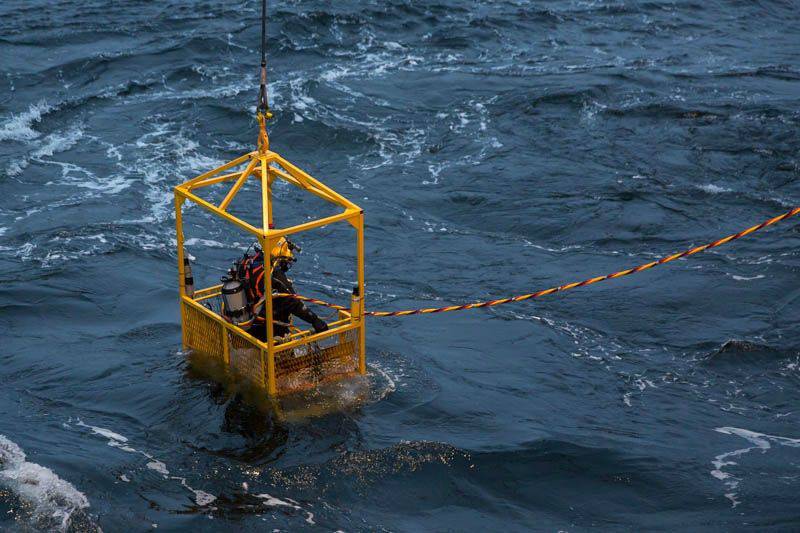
174,120,365,396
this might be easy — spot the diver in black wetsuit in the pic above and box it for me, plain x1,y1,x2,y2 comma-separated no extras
245,237,328,341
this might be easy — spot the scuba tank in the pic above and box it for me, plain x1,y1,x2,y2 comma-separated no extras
183,256,195,298
220,246,262,327
221,272,252,325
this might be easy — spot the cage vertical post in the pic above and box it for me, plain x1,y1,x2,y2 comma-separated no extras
258,149,278,395
356,211,366,374
175,194,187,350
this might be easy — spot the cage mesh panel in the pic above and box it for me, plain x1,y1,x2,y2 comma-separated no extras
228,330,265,386
274,329,359,394
183,302,224,357
183,299,360,395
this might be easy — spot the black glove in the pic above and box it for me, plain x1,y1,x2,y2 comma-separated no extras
312,317,329,333
289,299,329,333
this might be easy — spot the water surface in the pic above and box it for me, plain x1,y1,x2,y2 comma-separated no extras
1,0,800,530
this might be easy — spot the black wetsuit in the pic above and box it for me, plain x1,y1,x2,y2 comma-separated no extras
247,264,328,341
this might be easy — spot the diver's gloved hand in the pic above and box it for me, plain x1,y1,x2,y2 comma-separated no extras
312,317,329,333
293,303,329,333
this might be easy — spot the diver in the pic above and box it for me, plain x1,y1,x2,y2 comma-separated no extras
243,237,329,341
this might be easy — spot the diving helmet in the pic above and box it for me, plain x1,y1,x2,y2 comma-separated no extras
270,237,298,264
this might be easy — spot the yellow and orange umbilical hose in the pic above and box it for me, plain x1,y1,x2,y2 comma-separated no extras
278,206,800,317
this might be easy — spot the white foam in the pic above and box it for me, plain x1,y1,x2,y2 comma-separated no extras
522,240,582,253
0,434,90,531
256,493,315,524
74,419,217,507
698,184,732,194
192,489,217,507
32,125,84,159
717,426,800,447
174,476,216,506
37,234,115,268
0,100,51,142
132,122,227,222
15,242,35,261
146,461,169,475
730,274,765,281
7,125,85,177
184,152,225,173
711,426,800,507
622,393,632,407
581,99,607,123
184,237,235,248
127,81,250,106
256,493,299,508
423,220,449,233
424,163,443,185
368,361,399,400
76,420,128,443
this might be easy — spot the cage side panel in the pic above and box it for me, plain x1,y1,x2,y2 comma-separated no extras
182,302,224,358
273,328,360,395
228,330,266,386
182,300,361,395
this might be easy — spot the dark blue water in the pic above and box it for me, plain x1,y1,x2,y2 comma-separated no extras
2,0,800,530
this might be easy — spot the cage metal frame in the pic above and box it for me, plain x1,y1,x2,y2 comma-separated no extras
174,144,366,395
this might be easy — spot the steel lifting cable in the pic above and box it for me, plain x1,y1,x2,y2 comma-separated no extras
276,206,800,317
258,0,269,116
254,0,272,152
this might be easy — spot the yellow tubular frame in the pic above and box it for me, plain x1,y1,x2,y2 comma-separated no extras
174,138,366,396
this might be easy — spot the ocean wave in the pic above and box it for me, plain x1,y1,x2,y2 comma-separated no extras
0,434,91,532
6,123,86,178
704,339,788,365
695,65,800,82
1,0,799,529
0,100,51,142
0,222,177,267
131,120,228,221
